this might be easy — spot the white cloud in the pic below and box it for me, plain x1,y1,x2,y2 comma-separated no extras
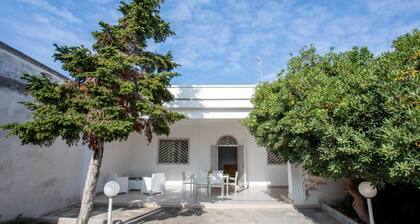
15,22,83,44
88,0,114,4
4,0,418,84
17,0,81,24
33,15,51,24
363,0,420,16
164,0,210,22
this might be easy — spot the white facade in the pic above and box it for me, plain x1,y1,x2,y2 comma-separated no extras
105,120,288,186
98,85,288,187
98,85,346,205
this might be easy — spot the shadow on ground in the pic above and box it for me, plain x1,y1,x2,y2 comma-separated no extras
121,207,206,224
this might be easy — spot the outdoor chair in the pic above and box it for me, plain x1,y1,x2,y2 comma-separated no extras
141,173,166,195
209,170,224,199
194,170,208,197
109,174,129,194
225,171,238,198
182,171,193,195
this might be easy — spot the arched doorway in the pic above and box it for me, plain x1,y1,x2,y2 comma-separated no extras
217,135,238,177
211,135,245,184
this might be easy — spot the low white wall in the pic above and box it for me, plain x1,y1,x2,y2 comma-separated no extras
287,163,346,206
308,179,346,204
121,119,288,186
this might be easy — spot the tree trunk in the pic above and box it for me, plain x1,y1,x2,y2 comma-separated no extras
77,141,104,224
346,178,369,224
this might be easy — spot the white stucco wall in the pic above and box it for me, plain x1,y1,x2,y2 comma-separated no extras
0,44,87,221
100,119,288,187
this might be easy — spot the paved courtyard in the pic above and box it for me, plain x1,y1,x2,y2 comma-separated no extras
122,207,338,224
94,186,291,207
44,205,338,224
44,187,337,223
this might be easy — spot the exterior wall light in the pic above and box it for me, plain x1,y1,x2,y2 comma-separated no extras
358,181,377,224
104,181,120,224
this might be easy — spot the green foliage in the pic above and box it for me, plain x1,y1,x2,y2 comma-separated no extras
1,0,184,149
243,30,420,188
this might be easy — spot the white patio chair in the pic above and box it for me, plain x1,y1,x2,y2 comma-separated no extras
109,174,129,194
141,173,166,195
194,170,208,197
182,171,193,195
209,170,224,199
225,171,238,198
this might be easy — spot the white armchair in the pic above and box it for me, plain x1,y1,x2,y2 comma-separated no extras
108,174,129,194
141,173,166,195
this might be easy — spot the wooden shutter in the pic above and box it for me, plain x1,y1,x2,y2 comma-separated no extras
210,145,218,170
237,145,246,187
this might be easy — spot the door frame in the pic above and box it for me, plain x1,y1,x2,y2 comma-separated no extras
210,144,247,187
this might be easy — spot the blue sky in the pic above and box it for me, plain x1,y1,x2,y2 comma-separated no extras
0,0,419,84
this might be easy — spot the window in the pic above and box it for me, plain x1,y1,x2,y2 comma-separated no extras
158,138,189,164
267,150,284,165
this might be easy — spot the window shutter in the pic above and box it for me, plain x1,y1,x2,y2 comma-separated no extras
267,150,284,165
158,139,189,164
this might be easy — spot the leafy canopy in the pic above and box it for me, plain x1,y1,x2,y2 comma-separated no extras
243,30,420,188
2,0,184,149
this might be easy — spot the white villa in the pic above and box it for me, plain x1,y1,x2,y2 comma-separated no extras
96,85,345,204
0,41,345,221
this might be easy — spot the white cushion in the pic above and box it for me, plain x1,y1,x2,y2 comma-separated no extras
141,173,166,194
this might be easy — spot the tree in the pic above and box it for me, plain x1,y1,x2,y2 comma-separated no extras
1,0,184,223
243,30,419,223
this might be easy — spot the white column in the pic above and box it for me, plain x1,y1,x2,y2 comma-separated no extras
287,162,293,197
287,163,306,205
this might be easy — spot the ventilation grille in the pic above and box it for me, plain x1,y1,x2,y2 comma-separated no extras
217,135,238,146
267,150,284,165
158,139,189,164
